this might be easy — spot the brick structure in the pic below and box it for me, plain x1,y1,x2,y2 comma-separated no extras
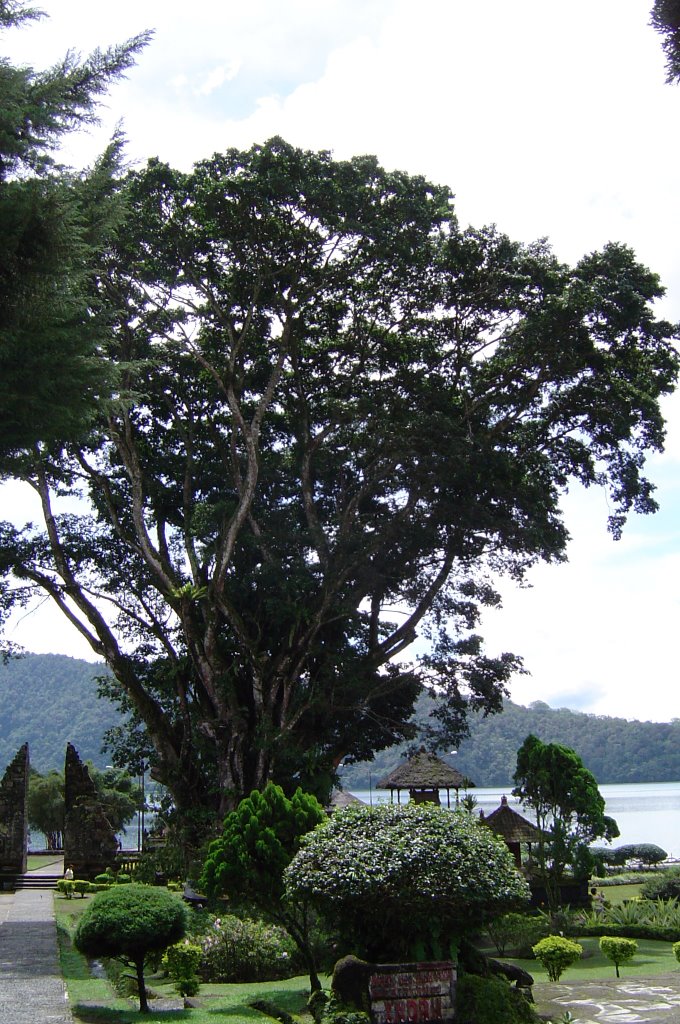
63,742,118,878
0,744,29,881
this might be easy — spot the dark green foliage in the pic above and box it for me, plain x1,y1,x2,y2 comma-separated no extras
513,735,619,910
27,769,64,848
486,913,549,957
614,843,668,865
28,762,141,848
308,989,330,1022
0,654,122,773
651,0,680,83
319,997,371,1024
74,882,188,1012
455,973,538,1024
341,695,680,789
642,866,680,900
0,3,151,467
2,136,678,823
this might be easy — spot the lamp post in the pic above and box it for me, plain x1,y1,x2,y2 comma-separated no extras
138,766,146,853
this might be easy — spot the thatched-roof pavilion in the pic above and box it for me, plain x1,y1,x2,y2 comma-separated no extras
326,789,364,814
376,748,469,807
480,795,542,868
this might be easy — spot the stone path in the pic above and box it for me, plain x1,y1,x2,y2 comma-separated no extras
536,976,680,1023
0,857,74,1024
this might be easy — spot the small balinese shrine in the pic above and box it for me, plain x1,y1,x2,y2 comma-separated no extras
376,748,470,807
480,795,542,868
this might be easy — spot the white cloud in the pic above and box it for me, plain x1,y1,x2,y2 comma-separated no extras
195,61,241,97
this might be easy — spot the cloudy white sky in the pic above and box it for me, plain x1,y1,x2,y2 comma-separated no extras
4,0,680,722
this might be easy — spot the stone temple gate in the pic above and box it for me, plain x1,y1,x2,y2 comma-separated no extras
0,742,119,885
0,743,29,883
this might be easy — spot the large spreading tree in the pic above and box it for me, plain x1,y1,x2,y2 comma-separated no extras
1,138,678,822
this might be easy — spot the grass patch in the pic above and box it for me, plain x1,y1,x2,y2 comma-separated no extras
502,937,678,982
592,882,643,905
68,976,316,1024
27,853,63,871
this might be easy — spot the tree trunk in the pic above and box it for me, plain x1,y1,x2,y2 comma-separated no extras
134,957,149,1013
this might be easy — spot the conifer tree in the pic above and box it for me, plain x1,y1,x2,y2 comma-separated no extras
0,0,150,464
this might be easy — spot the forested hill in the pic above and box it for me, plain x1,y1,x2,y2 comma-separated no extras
2,654,678,787
339,695,680,789
0,653,120,773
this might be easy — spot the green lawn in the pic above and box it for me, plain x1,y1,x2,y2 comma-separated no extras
502,936,679,982
592,882,644,905
55,893,318,1024
27,853,63,871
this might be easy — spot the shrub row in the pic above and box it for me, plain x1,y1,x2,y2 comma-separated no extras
591,844,668,867
574,923,680,942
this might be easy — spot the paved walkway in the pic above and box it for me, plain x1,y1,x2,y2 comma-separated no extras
0,857,73,1024
536,976,680,1023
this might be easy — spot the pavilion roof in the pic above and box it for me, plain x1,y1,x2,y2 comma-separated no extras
376,749,468,791
482,795,542,843
327,789,364,812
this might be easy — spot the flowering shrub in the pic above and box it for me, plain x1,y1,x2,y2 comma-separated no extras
285,803,530,960
198,913,301,982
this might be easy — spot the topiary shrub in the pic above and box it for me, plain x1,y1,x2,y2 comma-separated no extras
74,882,188,1012
94,870,116,886
455,972,538,1024
73,879,90,898
532,936,583,982
615,844,667,866
286,803,530,962
599,936,637,977
198,913,300,982
57,878,74,899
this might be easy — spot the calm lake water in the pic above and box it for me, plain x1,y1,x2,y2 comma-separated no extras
350,781,680,858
